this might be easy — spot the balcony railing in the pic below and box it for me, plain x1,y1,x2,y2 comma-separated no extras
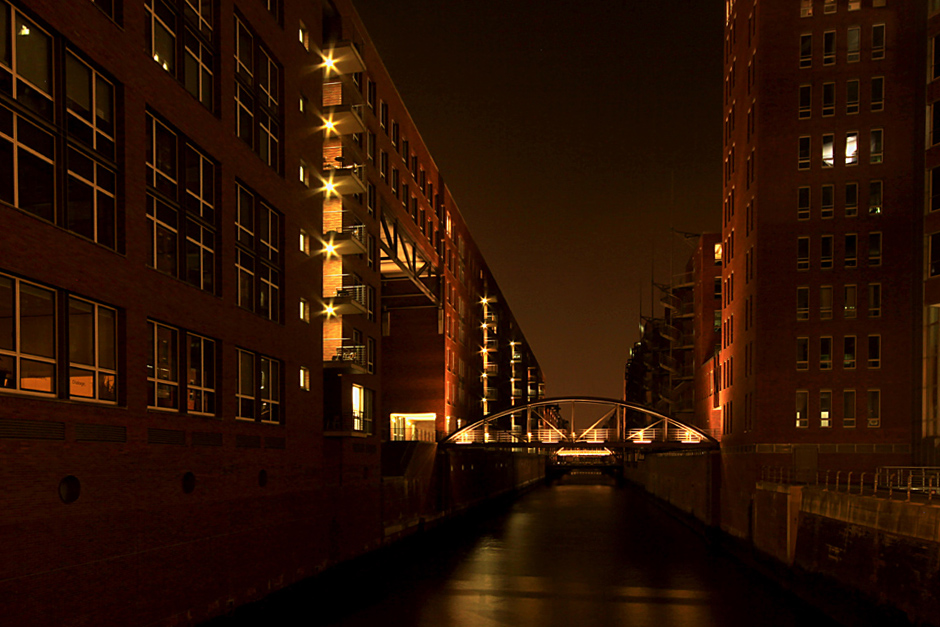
323,41,366,75
322,158,366,196
323,224,367,255
324,411,371,436
324,345,367,374
326,285,368,316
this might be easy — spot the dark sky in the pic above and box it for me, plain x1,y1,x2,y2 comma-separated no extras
353,0,724,398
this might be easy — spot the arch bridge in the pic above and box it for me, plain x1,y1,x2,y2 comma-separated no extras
441,397,718,471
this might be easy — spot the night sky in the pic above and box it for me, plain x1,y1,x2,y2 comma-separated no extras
353,0,724,398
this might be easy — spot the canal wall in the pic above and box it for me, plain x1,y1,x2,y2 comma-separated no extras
627,452,940,626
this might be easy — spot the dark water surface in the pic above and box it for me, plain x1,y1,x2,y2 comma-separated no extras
218,474,840,627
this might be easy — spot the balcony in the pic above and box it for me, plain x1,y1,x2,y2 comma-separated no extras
660,323,681,342
322,162,366,196
323,225,367,256
485,363,498,376
484,387,498,401
324,345,368,374
326,285,368,316
323,41,366,75
322,81,366,135
324,412,370,438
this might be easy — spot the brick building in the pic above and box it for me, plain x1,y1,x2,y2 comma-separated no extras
718,0,924,537
0,0,542,623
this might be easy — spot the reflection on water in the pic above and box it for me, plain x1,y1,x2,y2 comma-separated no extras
215,473,839,627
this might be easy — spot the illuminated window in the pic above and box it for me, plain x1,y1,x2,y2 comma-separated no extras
298,20,308,50
352,383,374,433
823,133,834,167
820,391,832,428
145,0,214,110
844,132,857,165
236,183,281,321
300,297,310,322
300,366,309,391
796,391,809,428
0,274,56,395
869,180,882,215
236,348,280,423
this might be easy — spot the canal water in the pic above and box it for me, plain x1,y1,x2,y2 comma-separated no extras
218,474,844,627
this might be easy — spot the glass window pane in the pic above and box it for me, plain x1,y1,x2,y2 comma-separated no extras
98,306,116,370
19,283,55,358
65,54,92,120
69,366,95,398
0,275,13,351
20,358,54,393
15,15,51,94
18,148,54,221
68,297,95,366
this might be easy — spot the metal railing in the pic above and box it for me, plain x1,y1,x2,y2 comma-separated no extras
342,223,365,242
760,466,940,502
336,284,367,305
330,345,366,366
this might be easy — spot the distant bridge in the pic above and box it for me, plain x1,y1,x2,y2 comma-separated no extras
441,397,719,455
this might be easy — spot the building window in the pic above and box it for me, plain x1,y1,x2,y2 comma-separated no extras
867,390,881,428
235,183,281,322
869,283,882,317
844,132,857,165
147,320,178,410
68,297,117,402
844,284,857,318
797,337,809,370
300,297,310,322
821,235,833,269
823,133,834,167
868,335,881,368
932,36,940,81
846,79,859,114
796,391,809,428
300,366,309,391
145,0,215,110
822,82,835,116
236,348,281,423
0,3,53,119
234,15,280,172
823,31,835,65
821,185,834,218
298,19,308,50
799,85,811,119
800,34,812,68
299,229,310,255
820,336,833,370
846,182,858,217
0,274,56,395
844,390,856,428
932,103,940,147
798,136,811,170
871,77,884,111
820,391,832,428
797,286,809,320
930,169,940,213
145,113,217,292
869,232,882,266
844,335,856,369
847,26,860,62
0,103,56,223
869,180,883,215
797,237,810,270
845,234,857,268
870,129,883,164
187,333,215,415
871,25,885,60
379,100,388,130
352,383,373,433
820,285,833,319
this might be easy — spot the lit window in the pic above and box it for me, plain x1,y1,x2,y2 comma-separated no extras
823,133,835,167
300,297,310,322
299,228,310,255
820,391,832,429
844,132,857,165
869,180,883,215
187,333,216,415
0,274,56,395
300,366,309,391
298,20,308,50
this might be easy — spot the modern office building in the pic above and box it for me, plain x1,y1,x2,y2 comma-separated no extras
0,0,542,623
719,0,923,536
